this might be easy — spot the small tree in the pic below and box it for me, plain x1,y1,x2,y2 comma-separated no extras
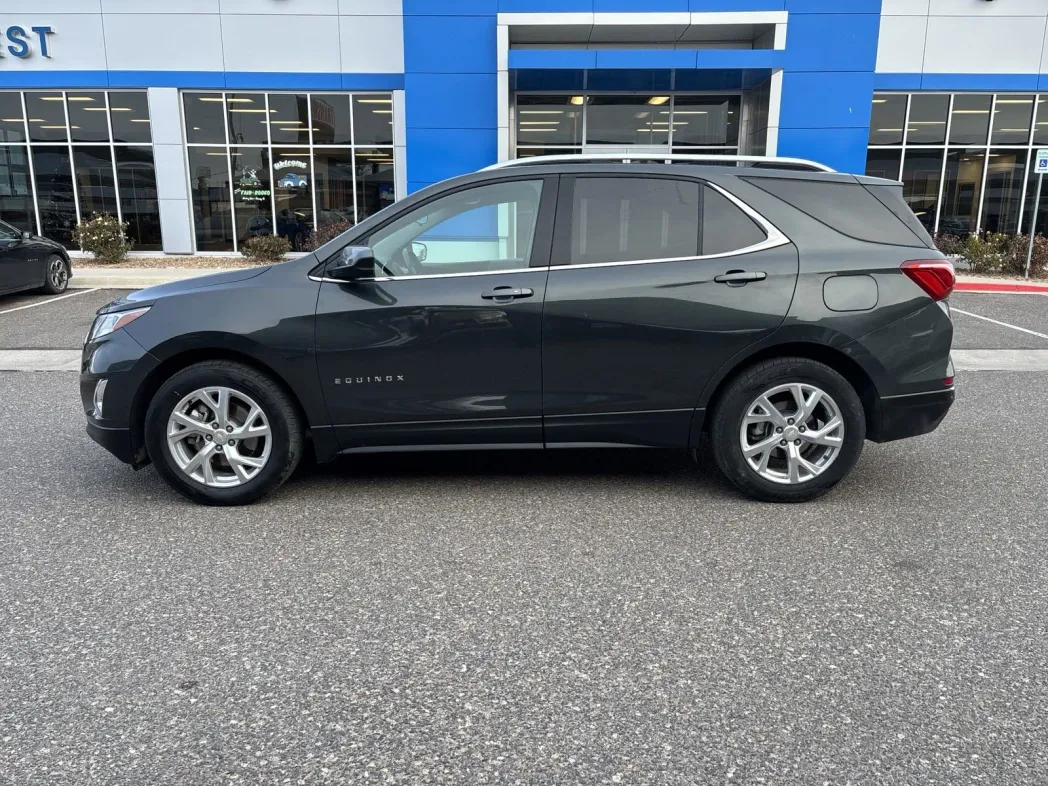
241,234,291,264
72,213,133,264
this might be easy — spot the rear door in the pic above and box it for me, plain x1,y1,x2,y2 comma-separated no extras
541,173,799,448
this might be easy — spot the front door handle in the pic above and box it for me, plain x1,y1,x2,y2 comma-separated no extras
482,286,534,301
714,270,767,286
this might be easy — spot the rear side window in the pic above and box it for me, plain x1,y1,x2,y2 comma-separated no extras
701,187,767,255
570,177,699,264
744,176,928,248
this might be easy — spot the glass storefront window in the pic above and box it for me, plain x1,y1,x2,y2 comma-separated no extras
517,146,582,158
1033,97,1048,146
67,92,109,143
515,95,583,147
25,92,69,143
991,96,1034,146
588,95,670,146
0,145,34,231
0,93,26,143
906,94,949,145
31,146,76,248
183,91,399,251
901,149,944,234
671,96,739,147
73,145,117,221
115,145,161,250
184,93,226,145
865,148,901,181
949,94,992,145
940,148,986,236
982,150,1027,235
869,94,906,146
231,146,273,247
109,92,151,144
187,146,234,252
226,93,269,146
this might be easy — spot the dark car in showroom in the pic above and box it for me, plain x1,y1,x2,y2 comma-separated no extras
81,154,955,506
0,218,72,297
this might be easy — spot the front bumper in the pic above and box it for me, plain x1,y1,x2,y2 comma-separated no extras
86,422,136,464
869,387,955,443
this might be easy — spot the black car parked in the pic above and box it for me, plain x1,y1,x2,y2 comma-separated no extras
81,154,956,505
0,219,72,297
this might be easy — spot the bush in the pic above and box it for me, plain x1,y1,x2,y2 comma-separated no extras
304,219,354,252
241,234,291,264
933,233,965,257
959,232,1011,276
72,213,132,264
1004,233,1048,278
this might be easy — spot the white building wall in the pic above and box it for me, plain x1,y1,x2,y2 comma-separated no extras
0,0,404,75
877,0,1048,74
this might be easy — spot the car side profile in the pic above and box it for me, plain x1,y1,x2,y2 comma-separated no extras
0,218,72,297
81,154,956,505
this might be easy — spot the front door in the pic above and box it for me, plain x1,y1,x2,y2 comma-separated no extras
0,221,40,293
541,173,799,448
314,176,558,451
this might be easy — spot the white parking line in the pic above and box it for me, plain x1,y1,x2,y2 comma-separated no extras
953,349,1048,371
0,288,100,317
952,308,1048,342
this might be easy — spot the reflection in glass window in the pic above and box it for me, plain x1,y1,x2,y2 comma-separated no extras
1034,97,1048,146
31,146,77,248
115,146,161,250
517,146,583,158
313,148,354,228
67,92,109,143
991,96,1034,145
109,92,152,144
0,93,26,143
982,150,1027,235
370,180,542,274
671,96,740,147
1023,168,1048,236
869,94,906,146
352,95,394,146
355,148,395,223
906,94,949,145
587,95,670,146
310,94,352,145
184,93,226,145
231,146,273,247
949,94,992,145
901,149,944,234
515,95,583,146
226,93,269,145
865,148,901,181
25,92,68,143
187,147,234,251
272,148,313,250
73,146,118,222
940,149,986,236
0,145,34,231
268,94,310,145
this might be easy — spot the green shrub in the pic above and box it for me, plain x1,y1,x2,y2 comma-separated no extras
72,213,132,264
304,219,354,252
1004,234,1048,278
934,233,965,257
241,234,291,264
960,232,1011,275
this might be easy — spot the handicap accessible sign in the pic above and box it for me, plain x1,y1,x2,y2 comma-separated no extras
1037,149,1048,175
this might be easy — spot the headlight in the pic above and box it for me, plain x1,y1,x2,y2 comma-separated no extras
88,307,150,343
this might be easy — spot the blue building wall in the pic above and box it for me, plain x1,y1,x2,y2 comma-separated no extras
403,0,884,191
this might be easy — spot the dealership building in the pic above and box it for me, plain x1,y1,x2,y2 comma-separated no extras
2,0,1048,255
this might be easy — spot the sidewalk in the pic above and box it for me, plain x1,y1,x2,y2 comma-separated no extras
70,267,237,289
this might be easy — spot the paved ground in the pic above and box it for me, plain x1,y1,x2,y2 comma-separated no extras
0,289,122,349
0,288,1046,784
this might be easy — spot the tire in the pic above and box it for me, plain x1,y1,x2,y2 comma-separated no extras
40,254,70,294
710,357,865,503
144,361,304,505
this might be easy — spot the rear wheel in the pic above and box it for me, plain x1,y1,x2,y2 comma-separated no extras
40,255,69,294
144,361,303,505
710,357,865,503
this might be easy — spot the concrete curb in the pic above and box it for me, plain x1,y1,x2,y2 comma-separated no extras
69,267,239,289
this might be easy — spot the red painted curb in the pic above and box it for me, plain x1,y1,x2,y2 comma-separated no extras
955,280,1048,294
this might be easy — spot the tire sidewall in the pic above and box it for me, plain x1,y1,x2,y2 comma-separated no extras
713,359,865,502
145,365,295,505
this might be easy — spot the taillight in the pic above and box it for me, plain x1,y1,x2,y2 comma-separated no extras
901,259,955,301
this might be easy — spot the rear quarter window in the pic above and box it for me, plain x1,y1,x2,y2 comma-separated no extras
743,176,929,248
701,186,767,255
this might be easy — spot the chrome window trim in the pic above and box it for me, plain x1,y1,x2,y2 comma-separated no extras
310,181,791,283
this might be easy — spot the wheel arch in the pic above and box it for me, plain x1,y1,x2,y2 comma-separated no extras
128,347,322,467
690,340,882,447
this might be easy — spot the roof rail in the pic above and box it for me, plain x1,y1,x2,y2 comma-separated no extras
483,152,836,173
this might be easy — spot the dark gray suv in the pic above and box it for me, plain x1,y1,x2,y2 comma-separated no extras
81,154,955,505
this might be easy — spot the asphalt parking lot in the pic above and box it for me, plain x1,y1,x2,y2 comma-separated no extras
1,288,1046,783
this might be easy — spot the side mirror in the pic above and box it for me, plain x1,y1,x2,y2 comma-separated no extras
21,231,31,241
328,245,376,281
411,241,428,262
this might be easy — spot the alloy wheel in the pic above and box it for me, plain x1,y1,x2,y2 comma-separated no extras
49,258,68,291
739,383,844,485
166,386,272,488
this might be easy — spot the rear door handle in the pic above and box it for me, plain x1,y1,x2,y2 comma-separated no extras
482,286,534,301
714,270,767,285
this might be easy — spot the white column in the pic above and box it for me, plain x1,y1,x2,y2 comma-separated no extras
766,69,783,156
392,89,407,197
497,23,510,162
147,87,193,254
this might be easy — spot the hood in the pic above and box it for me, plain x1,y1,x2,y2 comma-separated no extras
100,266,271,312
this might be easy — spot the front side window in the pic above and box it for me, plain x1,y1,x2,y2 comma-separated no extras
369,179,543,278
569,177,699,265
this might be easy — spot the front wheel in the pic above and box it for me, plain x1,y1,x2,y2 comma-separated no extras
710,357,866,503
40,255,69,294
144,361,304,505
